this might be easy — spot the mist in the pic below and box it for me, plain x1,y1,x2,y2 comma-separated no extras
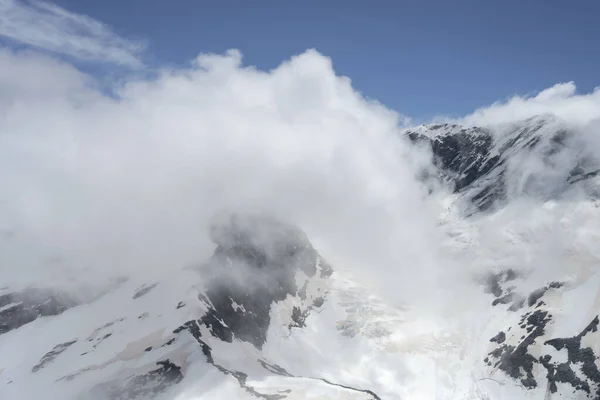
2,46,600,319
0,48,449,311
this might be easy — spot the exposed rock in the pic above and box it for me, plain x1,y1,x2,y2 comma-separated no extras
168,213,334,397
87,318,125,342
483,269,520,298
527,282,563,307
32,340,77,372
288,306,310,329
483,269,527,311
486,310,553,388
542,316,600,396
0,288,76,335
200,213,320,349
132,283,158,300
490,331,506,344
406,116,600,213
487,304,600,398
91,360,184,399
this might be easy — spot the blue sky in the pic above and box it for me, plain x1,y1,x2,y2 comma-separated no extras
1,0,599,120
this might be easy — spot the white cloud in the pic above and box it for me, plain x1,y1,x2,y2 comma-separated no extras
460,81,600,127
0,0,144,67
0,47,448,310
1,32,598,318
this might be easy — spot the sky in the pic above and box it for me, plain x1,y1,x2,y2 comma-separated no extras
1,0,599,120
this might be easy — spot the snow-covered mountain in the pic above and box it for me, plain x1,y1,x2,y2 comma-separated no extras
406,115,600,214
3,115,600,399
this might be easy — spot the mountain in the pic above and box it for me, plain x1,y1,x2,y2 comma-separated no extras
3,115,600,399
1,214,386,399
404,115,600,398
405,115,600,214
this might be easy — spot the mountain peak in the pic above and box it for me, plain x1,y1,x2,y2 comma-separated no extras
405,115,599,213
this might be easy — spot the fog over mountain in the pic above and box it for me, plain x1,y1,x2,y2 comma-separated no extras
1,48,600,399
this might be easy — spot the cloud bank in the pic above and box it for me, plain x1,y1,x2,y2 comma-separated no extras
460,81,600,128
1,5,599,311
0,47,449,309
0,0,144,67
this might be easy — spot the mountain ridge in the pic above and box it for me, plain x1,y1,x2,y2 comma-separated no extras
3,115,600,399
405,115,600,214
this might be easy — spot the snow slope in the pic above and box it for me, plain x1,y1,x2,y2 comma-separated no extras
3,116,600,399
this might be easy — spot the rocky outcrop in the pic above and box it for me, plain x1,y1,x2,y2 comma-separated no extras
542,317,600,396
483,271,600,398
406,116,600,213
486,310,553,389
32,340,77,372
73,213,332,399
0,288,76,335
198,213,320,348
169,213,332,398
89,360,184,400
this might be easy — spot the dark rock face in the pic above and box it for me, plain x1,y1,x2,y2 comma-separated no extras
200,213,319,349
542,316,600,396
169,213,333,398
489,313,600,397
132,283,158,300
490,331,506,344
486,310,553,388
483,269,519,298
484,275,600,398
408,125,499,193
406,116,600,213
91,360,184,400
527,282,563,307
32,340,77,372
0,288,76,335
483,269,526,311
406,125,503,212
482,272,565,315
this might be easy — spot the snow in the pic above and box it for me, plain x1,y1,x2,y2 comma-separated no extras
3,119,600,399
2,211,599,399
